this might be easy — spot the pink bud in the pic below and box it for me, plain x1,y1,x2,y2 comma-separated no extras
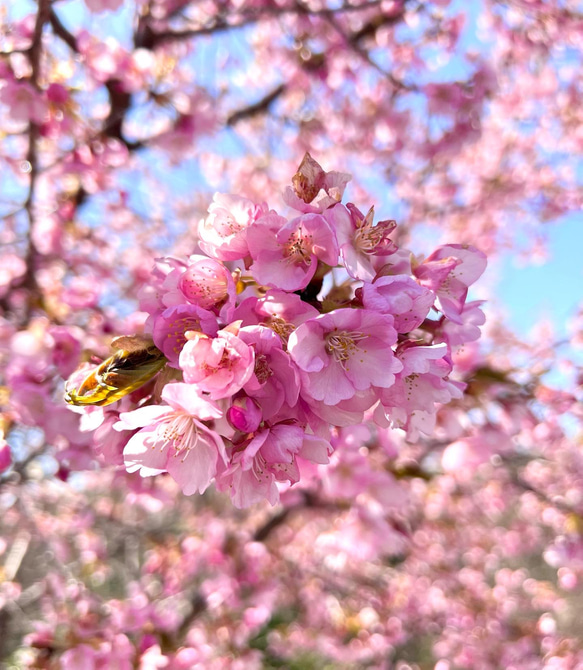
46,83,69,104
0,439,11,473
227,397,262,433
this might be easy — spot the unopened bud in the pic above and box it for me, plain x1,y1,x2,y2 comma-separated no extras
227,396,262,433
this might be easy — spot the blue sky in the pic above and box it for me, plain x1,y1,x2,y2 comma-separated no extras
493,215,582,339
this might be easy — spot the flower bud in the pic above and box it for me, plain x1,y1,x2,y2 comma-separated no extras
227,397,262,433
0,439,11,474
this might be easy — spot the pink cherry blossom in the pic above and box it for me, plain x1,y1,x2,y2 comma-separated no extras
4,1,583,665
118,383,226,495
48,326,83,379
139,257,188,319
414,245,487,323
161,255,237,317
283,152,351,214
288,308,402,406
0,437,11,473
437,299,486,346
442,429,513,476
362,274,435,333
247,212,338,291
198,193,268,261
326,203,397,281
217,423,330,508
60,644,98,670
238,325,301,419
0,80,47,123
377,343,464,439
234,289,319,344
227,396,263,434
84,0,124,13
92,408,133,466
152,304,218,367
179,326,255,399
0,253,26,297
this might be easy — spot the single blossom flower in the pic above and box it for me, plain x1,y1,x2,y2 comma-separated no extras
0,79,48,123
179,326,255,399
361,274,435,333
376,342,465,440
227,396,263,433
117,383,226,495
152,304,218,367
234,289,319,345
247,212,338,291
288,308,402,406
436,300,486,346
139,256,188,320
48,326,82,378
414,244,487,323
161,254,237,321
198,193,268,261
283,152,351,213
238,325,301,419
326,203,397,281
217,422,331,508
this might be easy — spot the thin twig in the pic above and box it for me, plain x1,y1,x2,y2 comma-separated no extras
227,83,287,126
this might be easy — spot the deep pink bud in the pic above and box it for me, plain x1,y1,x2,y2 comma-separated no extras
47,83,69,104
0,439,11,473
227,396,262,433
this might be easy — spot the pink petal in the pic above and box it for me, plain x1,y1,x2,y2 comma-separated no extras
162,383,222,420
116,405,170,431
123,428,168,476
167,435,218,495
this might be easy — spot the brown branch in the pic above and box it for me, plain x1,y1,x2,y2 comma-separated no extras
150,0,387,46
323,10,416,92
253,507,294,542
151,15,263,44
511,471,577,515
351,8,405,43
253,491,341,542
10,0,51,322
104,79,133,145
49,9,139,149
227,83,287,126
49,8,78,52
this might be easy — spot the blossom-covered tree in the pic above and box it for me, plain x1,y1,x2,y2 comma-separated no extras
1,0,582,668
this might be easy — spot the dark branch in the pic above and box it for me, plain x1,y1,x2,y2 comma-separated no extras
352,7,406,42
149,0,388,46
49,9,79,52
253,507,293,542
104,79,133,145
253,491,340,542
325,11,416,92
5,0,52,321
227,84,287,126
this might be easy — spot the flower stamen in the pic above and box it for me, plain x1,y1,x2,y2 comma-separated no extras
325,329,368,368
155,412,200,462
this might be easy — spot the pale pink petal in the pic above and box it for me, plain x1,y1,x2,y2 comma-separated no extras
161,383,222,420
167,435,218,495
123,428,168,476
116,405,170,431
301,363,354,404
300,434,332,464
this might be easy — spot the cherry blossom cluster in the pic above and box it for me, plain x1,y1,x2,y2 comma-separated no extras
67,155,487,508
